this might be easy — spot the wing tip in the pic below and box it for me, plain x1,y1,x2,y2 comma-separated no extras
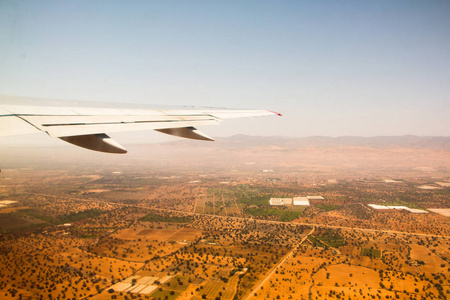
268,110,282,116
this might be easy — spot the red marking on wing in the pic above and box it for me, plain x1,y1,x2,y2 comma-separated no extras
268,110,282,116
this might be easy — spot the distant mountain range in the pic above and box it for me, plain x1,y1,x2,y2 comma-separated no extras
164,135,450,150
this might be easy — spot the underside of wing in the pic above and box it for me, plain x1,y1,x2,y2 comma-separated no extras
0,98,281,153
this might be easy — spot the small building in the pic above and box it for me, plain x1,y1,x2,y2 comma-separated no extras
408,208,428,214
388,206,410,211
368,204,428,214
307,196,324,200
293,197,310,206
269,198,284,206
368,204,390,210
0,200,17,207
283,198,293,205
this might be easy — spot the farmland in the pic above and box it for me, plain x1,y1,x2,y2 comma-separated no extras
0,138,449,299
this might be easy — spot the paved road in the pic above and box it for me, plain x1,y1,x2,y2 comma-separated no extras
243,226,316,300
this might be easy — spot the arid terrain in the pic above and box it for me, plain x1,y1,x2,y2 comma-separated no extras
0,136,449,299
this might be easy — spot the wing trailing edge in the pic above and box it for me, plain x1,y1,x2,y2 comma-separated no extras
0,96,281,153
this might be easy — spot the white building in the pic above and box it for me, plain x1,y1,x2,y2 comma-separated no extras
368,204,428,213
293,197,310,206
269,198,284,206
368,204,390,210
307,196,324,200
283,198,293,205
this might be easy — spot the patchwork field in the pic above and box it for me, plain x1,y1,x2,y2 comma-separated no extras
0,141,449,299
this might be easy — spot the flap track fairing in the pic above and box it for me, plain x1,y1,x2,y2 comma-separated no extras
155,126,214,141
58,133,127,154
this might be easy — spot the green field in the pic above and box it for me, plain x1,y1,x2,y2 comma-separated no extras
308,229,345,248
244,207,283,217
238,195,271,206
244,206,303,222
317,235,345,248
139,214,193,223
58,208,106,223
279,211,302,222
361,248,381,258
0,213,47,232
308,236,323,247
19,209,61,225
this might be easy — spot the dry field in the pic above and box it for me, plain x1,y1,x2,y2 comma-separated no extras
0,141,449,299
246,229,449,300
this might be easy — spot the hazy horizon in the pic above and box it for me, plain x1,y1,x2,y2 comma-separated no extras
1,130,449,149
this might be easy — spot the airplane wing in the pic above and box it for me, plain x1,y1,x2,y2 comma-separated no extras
0,97,281,153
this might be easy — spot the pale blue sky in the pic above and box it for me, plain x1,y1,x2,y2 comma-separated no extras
1,0,449,138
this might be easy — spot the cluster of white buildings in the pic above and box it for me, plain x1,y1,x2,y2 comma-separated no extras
269,196,324,206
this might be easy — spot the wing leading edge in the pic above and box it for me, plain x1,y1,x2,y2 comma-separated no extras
0,98,281,153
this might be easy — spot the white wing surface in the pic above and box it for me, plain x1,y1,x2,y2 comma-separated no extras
0,96,281,153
